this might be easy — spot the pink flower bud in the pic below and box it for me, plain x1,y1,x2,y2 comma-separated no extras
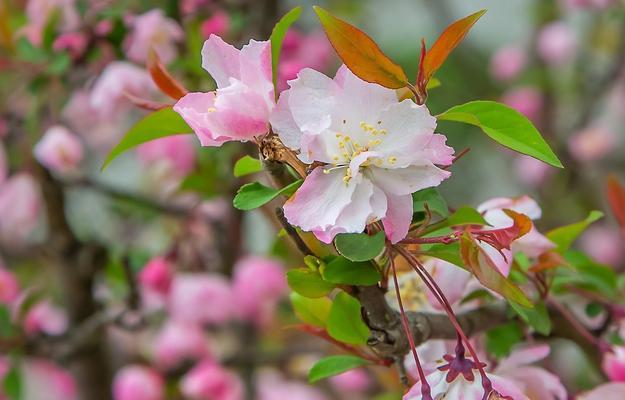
579,225,624,266
0,266,19,304
329,369,371,393
113,365,165,400
201,11,231,38
53,32,88,59
537,22,577,66
603,346,625,382
23,301,68,336
137,135,196,176
180,360,244,400
138,257,173,296
232,256,286,327
34,125,84,174
168,274,233,325
152,320,210,369
124,10,183,64
568,126,617,162
501,86,543,123
490,45,527,82
21,359,77,400
0,173,43,245
94,20,113,36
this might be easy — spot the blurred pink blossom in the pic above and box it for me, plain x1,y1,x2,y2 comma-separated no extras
53,32,88,59
180,360,244,400
0,266,19,304
21,359,77,400
181,0,211,16
603,346,625,382
329,369,371,393
501,86,543,123
537,22,577,66
201,11,230,38
258,374,328,400
276,30,333,91
24,0,80,44
422,258,472,309
137,135,196,176
578,383,625,400
568,126,617,162
125,10,183,64
232,256,286,327
113,365,164,400
490,45,527,82
94,19,113,36
0,173,43,245
579,225,624,266
168,273,233,325
34,125,84,174
563,0,613,9
152,320,210,369
515,155,553,187
90,62,156,119
138,256,173,296
23,301,68,336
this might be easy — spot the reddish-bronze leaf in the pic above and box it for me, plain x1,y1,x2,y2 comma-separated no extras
529,251,567,273
470,209,532,253
607,175,625,234
313,6,407,89
147,49,188,100
123,91,170,111
419,9,486,87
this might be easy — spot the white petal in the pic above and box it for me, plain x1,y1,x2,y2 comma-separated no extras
270,91,302,150
202,35,241,88
369,165,451,196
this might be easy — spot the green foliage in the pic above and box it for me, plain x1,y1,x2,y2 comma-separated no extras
290,293,332,327
420,242,463,268
510,301,551,335
334,232,385,261
486,322,523,358
3,363,21,399
322,256,381,285
553,250,618,298
102,108,193,170
270,6,302,94
547,210,603,253
447,206,488,226
438,101,563,168
233,180,302,211
308,355,370,383
412,188,449,217
327,291,370,345
233,155,263,177
287,268,335,298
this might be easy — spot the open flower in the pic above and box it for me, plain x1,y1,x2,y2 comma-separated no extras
174,35,274,147
125,9,183,64
270,66,454,243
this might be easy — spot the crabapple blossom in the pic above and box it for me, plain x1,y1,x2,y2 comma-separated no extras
514,155,553,187
501,86,543,123
152,320,210,369
0,173,43,245
270,66,454,243
568,126,617,162
174,35,274,146
422,258,473,310
34,125,84,174
602,345,625,381
257,372,328,400
232,256,287,327
21,359,77,400
277,29,333,90
579,224,624,265
490,46,527,82
24,0,80,43
52,32,88,59
23,301,69,336
113,365,165,400
138,256,173,297
537,22,577,66
168,273,234,325
0,266,19,304
578,383,625,400
201,11,231,38
125,10,183,64
329,369,371,393
137,135,196,177
180,360,244,400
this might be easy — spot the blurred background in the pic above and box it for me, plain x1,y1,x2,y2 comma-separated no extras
0,0,624,399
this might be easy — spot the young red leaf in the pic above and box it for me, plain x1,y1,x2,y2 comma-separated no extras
313,6,407,89
419,9,486,87
147,48,189,100
470,209,532,252
607,175,625,234
123,91,169,111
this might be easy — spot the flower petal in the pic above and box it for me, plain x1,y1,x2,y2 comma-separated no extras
370,165,451,196
174,92,230,146
202,34,241,88
239,39,273,97
382,193,412,243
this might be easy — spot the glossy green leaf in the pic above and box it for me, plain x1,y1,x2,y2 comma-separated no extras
270,6,302,94
290,292,332,327
553,250,618,298
308,355,370,383
233,180,302,211
233,155,263,177
322,256,381,285
287,268,335,298
420,242,463,268
438,101,563,168
486,322,523,358
327,291,370,345
510,301,551,335
546,210,603,253
412,188,449,217
335,232,385,261
102,107,192,170
447,206,487,226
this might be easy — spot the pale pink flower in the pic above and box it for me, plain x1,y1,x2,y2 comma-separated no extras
52,32,88,59
125,10,183,64
174,35,274,146
0,142,7,185
568,126,617,162
603,346,625,381
90,62,156,119
537,22,577,66
270,66,454,243
277,30,333,91
490,46,527,82
422,258,472,309
201,11,231,38
168,273,234,325
23,301,68,336
21,359,77,400
232,256,286,327
579,225,624,266
515,155,553,187
0,266,19,304
477,196,555,276
34,125,84,174
94,19,113,36
152,320,210,369
578,383,625,400
494,344,567,400
137,135,196,176
25,0,80,35
501,86,543,123
113,365,164,400
0,173,43,245
258,380,327,400
180,360,244,400
138,256,173,296
329,369,371,393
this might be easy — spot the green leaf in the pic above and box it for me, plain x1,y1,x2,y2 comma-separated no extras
233,180,302,211
102,108,192,170
426,77,442,90
233,155,263,177
322,256,381,285
308,355,370,383
420,242,463,267
510,301,551,335
553,250,618,298
287,268,335,298
486,321,523,358
412,188,449,217
3,364,21,399
270,6,302,94
334,232,385,261
546,210,603,253
438,101,563,168
0,305,15,337
447,206,487,226
290,292,332,327
327,291,370,345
